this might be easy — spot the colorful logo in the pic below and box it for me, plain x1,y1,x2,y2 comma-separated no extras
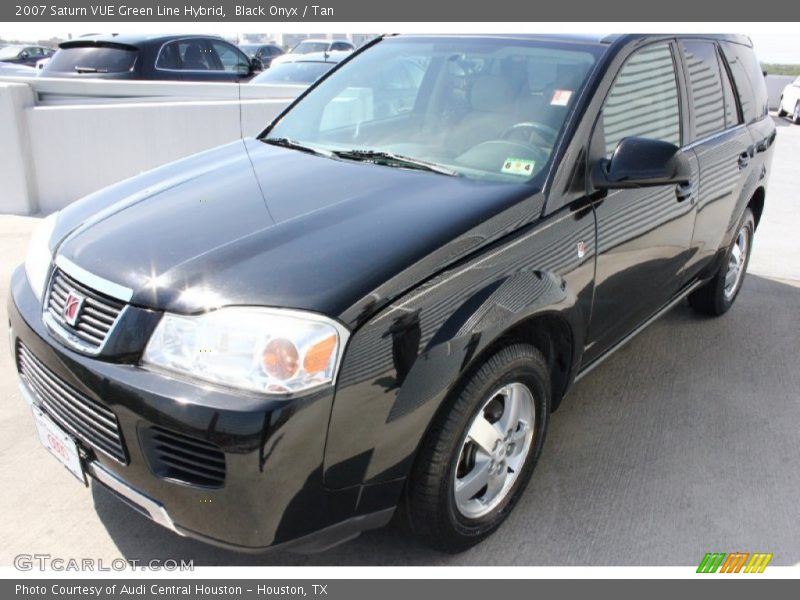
63,291,85,326
697,552,773,573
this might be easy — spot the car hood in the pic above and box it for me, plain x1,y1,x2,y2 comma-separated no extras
54,139,542,326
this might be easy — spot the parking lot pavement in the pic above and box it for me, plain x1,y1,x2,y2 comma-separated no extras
1,116,798,567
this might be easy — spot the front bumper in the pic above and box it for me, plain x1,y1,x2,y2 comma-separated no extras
8,265,394,552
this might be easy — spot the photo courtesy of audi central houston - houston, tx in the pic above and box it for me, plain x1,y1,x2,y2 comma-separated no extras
9,33,774,553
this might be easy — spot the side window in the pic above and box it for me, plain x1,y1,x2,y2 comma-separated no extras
157,40,214,71
719,41,768,123
681,41,726,140
209,41,250,74
717,48,741,128
603,43,681,158
331,42,350,52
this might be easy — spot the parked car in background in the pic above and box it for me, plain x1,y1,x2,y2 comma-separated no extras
250,51,348,85
239,43,284,70
777,76,800,124
11,33,774,555
0,61,38,76
271,38,354,66
0,45,55,67
41,34,259,82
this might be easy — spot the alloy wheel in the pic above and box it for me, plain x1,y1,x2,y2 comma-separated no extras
454,382,535,519
724,224,750,301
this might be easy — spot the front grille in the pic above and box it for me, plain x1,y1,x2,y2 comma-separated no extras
46,269,126,350
141,426,226,488
17,342,127,463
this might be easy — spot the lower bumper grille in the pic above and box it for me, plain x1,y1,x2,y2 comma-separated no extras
17,342,127,463
141,426,226,488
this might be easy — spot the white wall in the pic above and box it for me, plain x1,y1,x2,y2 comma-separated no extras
0,77,301,215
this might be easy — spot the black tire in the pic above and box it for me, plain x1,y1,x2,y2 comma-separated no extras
688,208,755,316
402,343,551,553
793,101,800,125
777,97,787,118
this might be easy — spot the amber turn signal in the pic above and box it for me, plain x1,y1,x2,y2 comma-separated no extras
303,334,337,374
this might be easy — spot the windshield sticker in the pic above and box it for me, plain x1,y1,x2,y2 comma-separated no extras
501,158,535,176
551,89,573,106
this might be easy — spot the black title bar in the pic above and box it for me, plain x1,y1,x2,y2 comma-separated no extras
1,0,792,22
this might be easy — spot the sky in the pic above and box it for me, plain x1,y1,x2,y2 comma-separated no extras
749,34,798,63
0,27,798,63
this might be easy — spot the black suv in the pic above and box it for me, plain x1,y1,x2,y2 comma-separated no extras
10,34,774,553
41,34,259,81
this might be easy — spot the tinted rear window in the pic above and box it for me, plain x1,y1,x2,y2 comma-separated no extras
681,41,726,140
294,42,329,54
719,41,768,123
45,46,138,74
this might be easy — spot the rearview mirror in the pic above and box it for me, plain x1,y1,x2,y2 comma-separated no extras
591,137,691,189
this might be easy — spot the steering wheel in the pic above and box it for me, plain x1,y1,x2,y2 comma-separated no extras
501,122,559,147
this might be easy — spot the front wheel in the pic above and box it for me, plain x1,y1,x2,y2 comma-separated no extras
403,343,550,553
688,208,755,316
793,101,800,125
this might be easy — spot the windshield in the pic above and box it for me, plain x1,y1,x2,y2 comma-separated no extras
0,46,24,59
45,46,138,73
252,61,335,84
293,41,329,54
265,37,600,182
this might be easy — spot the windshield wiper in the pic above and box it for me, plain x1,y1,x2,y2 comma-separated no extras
261,137,334,158
332,149,460,177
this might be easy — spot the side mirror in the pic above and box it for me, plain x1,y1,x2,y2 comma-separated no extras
591,137,692,189
250,57,263,73
19,51,30,60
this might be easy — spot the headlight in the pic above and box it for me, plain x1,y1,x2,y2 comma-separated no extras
142,307,349,395
25,212,58,301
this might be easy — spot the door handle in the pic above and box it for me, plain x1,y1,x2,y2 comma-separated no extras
675,181,694,202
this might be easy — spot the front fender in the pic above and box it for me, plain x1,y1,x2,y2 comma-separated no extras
323,205,596,492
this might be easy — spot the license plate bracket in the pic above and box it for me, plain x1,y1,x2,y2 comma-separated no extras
32,406,87,485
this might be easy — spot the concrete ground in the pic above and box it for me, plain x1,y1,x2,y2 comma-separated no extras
0,116,798,567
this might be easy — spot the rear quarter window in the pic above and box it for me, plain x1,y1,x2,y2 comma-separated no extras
719,41,768,123
45,46,138,73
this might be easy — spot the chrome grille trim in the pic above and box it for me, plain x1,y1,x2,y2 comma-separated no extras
55,255,134,302
44,267,127,354
17,343,127,463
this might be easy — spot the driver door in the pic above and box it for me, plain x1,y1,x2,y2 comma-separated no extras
583,41,698,365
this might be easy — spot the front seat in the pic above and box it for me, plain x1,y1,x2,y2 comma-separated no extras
449,73,518,153
182,42,209,70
